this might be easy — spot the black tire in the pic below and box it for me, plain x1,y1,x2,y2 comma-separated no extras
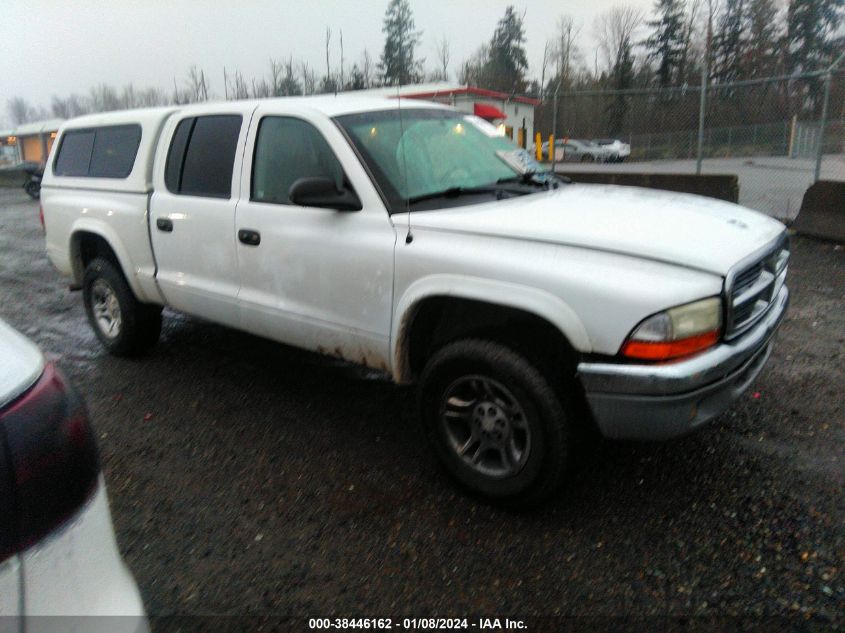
419,339,570,508
82,258,162,356
23,181,40,199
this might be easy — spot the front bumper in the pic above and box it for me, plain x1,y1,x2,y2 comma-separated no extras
577,285,789,440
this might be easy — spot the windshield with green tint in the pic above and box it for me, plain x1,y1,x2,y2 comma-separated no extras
335,108,558,213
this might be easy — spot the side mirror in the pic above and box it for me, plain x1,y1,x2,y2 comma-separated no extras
288,177,362,212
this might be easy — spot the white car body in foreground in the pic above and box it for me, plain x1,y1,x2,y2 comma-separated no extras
40,96,789,504
0,319,147,632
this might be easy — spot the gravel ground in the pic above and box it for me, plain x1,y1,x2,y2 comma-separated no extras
0,189,842,629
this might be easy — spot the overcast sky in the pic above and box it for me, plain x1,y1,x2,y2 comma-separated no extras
1,0,654,127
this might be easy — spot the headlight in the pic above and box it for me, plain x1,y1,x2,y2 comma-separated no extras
621,297,722,361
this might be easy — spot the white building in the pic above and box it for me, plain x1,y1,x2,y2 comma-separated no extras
2,119,64,165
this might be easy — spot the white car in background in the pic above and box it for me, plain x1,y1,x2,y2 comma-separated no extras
0,319,147,632
539,139,615,162
592,138,631,162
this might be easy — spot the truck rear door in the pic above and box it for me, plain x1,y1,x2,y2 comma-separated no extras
149,106,253,327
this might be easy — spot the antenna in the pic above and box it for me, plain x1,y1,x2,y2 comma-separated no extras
396,84,413,244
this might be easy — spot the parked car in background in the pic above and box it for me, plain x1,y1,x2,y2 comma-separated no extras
0,319,147,631
592,138,631,162
540,139,615,162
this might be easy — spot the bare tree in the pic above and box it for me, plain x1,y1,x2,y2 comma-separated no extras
226,70,251,100
435,36,450,81
458,44,488,85
339,30,345,90
553,16,580,90
703,0,721,76
594,6,644,75
252,77,271,98
361,49,374,88
278,56,302,95
89,83,121,111
51,94,89,119
269,58,284,96
121,83,137,109
300,61,317,95
539,40,553,100
137,88,167,107
325,27,333,89
8,97,44,124
185,66,209,102
8,97,32,125
678,0,702,83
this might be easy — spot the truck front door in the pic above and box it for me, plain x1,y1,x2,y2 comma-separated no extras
234,108,396,370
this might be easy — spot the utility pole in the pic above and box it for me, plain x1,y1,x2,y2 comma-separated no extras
814,51,845,182
551,81,561,173
696,19,712,175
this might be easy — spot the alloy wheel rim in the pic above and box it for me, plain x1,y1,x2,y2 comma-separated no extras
440,375,531,478
91,279,122,339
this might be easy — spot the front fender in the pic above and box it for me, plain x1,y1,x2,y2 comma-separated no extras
391,274,592,383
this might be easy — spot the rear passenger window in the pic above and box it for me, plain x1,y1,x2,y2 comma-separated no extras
165,115,242,198
89,126,142,178
54,131,95,177
54,125,141,178
164,119,193,193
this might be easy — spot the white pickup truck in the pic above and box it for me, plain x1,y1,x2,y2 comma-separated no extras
41,96,789,505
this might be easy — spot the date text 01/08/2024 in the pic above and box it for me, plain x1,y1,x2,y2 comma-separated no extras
308,618,527,630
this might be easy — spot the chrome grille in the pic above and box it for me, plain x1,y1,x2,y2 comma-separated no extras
726,235,789,339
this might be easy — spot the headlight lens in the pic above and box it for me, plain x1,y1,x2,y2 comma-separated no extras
621,297,722,360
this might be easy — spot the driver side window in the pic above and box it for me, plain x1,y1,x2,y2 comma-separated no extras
251,116,344,205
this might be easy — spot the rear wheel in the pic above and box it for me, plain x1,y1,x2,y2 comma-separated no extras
82,258,161,356
419,339,570,507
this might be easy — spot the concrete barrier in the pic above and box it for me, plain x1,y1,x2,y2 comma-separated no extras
792,180,845,242
555,171,739,203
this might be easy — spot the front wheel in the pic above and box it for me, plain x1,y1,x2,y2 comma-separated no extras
82,258,162,356
419,339,571,507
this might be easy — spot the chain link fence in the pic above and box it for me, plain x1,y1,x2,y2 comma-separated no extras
535,69,845,220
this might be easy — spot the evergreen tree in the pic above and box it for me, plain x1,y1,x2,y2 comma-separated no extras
643,0,687,87
484,6,529,93
347,64,367,90
606,35,635,134
713,0,747,84
744,0,780,77
785,0,844,74
378,0,424,85
785,0,844,108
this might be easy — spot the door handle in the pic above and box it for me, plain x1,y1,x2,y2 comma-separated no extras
156,218,173,232
238,229,261,246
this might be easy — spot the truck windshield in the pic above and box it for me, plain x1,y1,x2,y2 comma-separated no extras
335,108,550,213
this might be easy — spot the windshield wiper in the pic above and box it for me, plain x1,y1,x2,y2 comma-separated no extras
497,171,571,187
408,185,515,206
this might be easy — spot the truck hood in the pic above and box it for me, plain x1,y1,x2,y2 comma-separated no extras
401,184,785,275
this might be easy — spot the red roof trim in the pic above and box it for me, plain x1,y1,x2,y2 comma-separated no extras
399,86,541,106
473,103,508,120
